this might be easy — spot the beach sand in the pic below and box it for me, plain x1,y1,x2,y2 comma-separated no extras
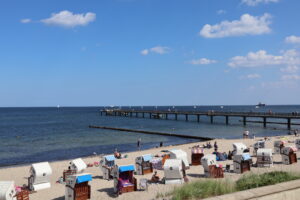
1,135,300,200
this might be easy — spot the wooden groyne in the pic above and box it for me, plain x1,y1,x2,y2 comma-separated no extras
88,125,213,141
100,109,300,130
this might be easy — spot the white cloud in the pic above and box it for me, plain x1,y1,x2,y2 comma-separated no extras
41,10,96,28
199,13,272,38
141,46,170,55
242,0,279,6
217,10,226,15
281,74,300,81
21,19,31,23
247,73,261,79
228,49,300,68
189,58,217,65
140,49,149,55
285,35,300,44
280,66,299,73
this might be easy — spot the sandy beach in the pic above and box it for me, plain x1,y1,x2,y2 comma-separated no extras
1,135,300,200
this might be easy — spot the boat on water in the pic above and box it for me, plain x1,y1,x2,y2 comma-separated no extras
256,102,266,107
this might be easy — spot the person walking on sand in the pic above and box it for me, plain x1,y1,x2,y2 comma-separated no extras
137,138,142,151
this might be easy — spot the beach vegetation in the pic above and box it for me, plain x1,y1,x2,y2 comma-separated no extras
161,171,300,200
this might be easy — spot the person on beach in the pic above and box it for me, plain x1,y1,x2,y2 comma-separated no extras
294,129,298,137
214,141,218,152
114,148,121,159
151,171,160,183
137,138,142,151
160,141,163,147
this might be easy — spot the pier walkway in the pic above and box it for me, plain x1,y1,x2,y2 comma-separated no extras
100,109,300,130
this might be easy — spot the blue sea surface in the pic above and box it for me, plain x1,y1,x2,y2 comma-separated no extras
0,105,300,167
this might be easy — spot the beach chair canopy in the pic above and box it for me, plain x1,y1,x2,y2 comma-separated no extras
119,165,135,173
142,154,152,162
70,158,87,173
169,149,189,167
164,159,182,169
0,181,16,200
163,159,183,180
31,162,52,177
282,146,297,155
105,155,115,162
233,143,247,151
76,174,92,184
257,148,272,157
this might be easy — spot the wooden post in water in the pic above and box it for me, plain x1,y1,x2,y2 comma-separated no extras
142,112,145,118
287,118,291,130
263,117,267,128
136,112,138,117
130,112,133,117
185,114,188,121
149,113,152,119
210,116,214,124
225,116,229,125
166,113,168,120
243,116,246,126
197,114,200,122
175,113,178,120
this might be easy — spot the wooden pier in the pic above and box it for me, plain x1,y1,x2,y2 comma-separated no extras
100,109,300,130
89,125,213,140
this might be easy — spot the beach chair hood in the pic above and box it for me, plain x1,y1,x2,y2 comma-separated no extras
70,158,87,173
119,165,135,173
0,181,16,200
163,159,183,180
257,148,272,156
201,154,216,171
169,149,189,168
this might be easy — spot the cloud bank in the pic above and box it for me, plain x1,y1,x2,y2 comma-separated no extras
200,13,272,38
141,46,170,55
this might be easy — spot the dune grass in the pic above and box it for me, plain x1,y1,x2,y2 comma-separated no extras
236,171,300,191
160,171,300,200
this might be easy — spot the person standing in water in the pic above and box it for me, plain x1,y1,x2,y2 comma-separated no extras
137,138,142,151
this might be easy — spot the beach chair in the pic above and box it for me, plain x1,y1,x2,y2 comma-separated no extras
253,141,265,156
100,155,115,180
201,154,223,178
163,159,185,184
233,153,252,174
0,181,17,200
169,149,189,169
274,140,286,154
281,147,298,165
135,154,153,175
256,148,273,167
65,173,92,200
191,147,204,166
28,162,52,191
112,165,137,194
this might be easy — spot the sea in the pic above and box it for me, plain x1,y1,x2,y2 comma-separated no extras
0,105,300,167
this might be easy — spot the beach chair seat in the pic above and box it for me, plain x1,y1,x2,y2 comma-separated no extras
16,190,30,200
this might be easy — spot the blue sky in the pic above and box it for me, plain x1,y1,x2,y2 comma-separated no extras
0,0,300,107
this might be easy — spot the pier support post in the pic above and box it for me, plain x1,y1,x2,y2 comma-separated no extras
210,116,214,124
197,114,200,122
185,114,188,121
149,113,152,119
100,111,102,116
130,112,133,117
166,113,168,120
263,117,266,128
287,118,291,130
243,116,246,126
175,114,178,120
136,112,138,117
142,112,145,118
226,116,229,125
